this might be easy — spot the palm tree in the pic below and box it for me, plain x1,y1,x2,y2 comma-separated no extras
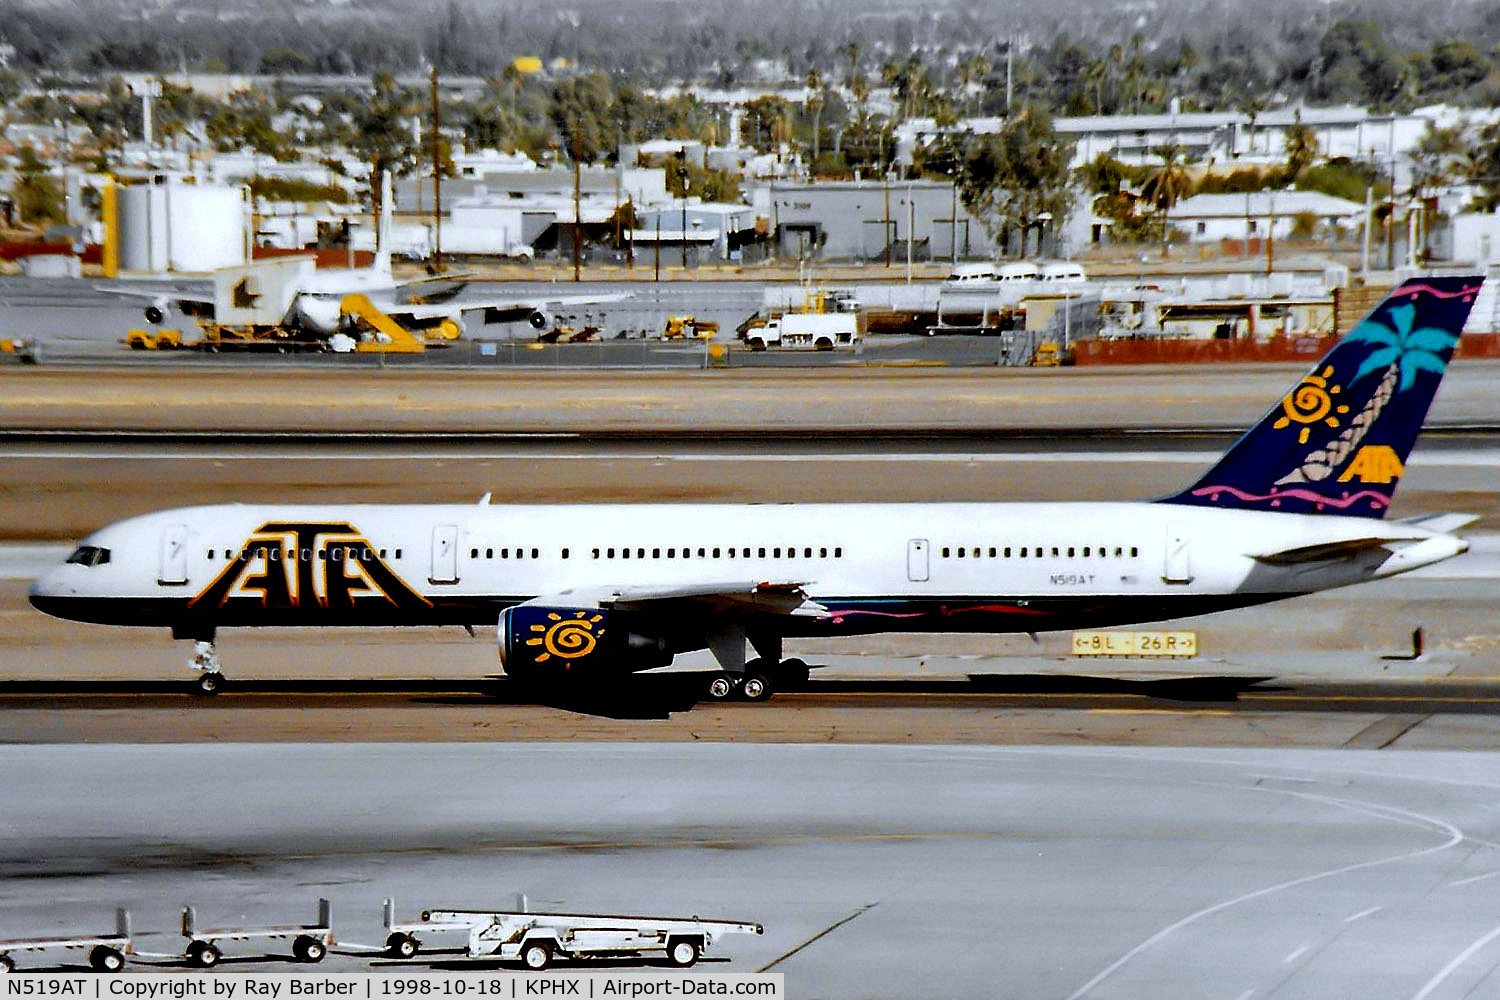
805,68,824,173
1141,142,1192,251
1277,302,1459,485
1284,110,1319,181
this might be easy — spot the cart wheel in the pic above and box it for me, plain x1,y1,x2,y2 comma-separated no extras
293,935,326,963
386,933,419,959
667,938,700,968
194,671,224,696
521,940,552,971
0,955,14,973
188,941,221,968
89,946,125,972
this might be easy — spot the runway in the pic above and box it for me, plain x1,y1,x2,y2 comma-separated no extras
6,743,1500,999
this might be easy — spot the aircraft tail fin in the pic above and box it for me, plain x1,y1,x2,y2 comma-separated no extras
1157,275,1482,518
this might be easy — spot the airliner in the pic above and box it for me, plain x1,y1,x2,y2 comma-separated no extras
105,174,618,340
29,276,1482,700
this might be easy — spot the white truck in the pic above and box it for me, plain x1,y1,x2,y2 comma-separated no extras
382,899,762,970
744,312,860,351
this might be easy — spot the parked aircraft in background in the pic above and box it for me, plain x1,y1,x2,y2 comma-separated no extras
30,276,1482,700
103,174,622,340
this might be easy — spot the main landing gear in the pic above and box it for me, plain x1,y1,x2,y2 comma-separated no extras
704,657,810,703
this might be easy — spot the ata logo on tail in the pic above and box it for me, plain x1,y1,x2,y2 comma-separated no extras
1337,445,1404,484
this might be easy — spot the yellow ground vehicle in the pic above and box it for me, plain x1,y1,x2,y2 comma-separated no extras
663,315,719,340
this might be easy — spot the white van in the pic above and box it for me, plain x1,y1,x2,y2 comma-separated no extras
943,263,999,289
997,262,1040,283
1040,262,1088,285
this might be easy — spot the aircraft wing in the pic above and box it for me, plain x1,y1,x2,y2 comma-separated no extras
377,292,632,329
93,285,216,318
522,580,827,618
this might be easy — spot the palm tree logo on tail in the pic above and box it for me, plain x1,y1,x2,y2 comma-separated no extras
1276,302,1458,486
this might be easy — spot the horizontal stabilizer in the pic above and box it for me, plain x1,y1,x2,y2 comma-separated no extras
1250,536,1406,565
1397,512,1480,534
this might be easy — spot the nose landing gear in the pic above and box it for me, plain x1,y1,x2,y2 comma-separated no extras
187,636,226,696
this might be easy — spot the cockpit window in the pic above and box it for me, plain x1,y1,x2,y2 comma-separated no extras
65,546,111,567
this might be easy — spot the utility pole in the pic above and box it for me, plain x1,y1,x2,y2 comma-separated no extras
1005,36,1013,113
1265,193,1275,277
678,150,688,270
572,131,582,283
430,67,443,274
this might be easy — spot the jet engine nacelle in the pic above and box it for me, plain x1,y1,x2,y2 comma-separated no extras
144,297,170,325
527,308,551,330
498,605,670,680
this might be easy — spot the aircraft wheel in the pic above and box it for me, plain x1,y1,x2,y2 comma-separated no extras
666,938,700,968
521,940,553,971
0,954,13,972
776,658,811,689
194,672,225,696
386,933,419,959
705,674,736,701
740,673,773,702
187,941,221,968
293,936,326,963
89,946,125,972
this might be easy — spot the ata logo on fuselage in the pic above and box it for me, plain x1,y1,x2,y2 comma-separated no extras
188,521,431,611
1337,445,1405,484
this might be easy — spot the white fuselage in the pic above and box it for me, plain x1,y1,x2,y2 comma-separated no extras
29,500,1465,640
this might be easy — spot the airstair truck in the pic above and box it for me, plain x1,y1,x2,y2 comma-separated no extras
382,898,762,970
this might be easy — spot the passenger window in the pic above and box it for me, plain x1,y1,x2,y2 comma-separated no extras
820,547,828,558
1131,547,1139,557
607,548,615,558
486,548,494,559
743,548,751,558
592,548,600,559
470,548,479,559
561,548,569,559
501,548,510,559
942,547,950,558
758,548,766,558
1052,547,1060,557
637,548,645,559
804,547,812,558
1068,547,1075,558
988,547,996,558
773,547,781,558
834,547,842,558
667,548,676,558
653,548,661,559
622,548,630,559
395,549,402,559
713,548,721,558
1082,547,1090,557
531,548,539,559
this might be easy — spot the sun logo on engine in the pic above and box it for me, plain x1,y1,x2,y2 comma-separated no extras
527,611,605,664
1273,364,1351,444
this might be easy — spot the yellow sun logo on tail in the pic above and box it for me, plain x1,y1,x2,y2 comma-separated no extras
1273,365,1351,444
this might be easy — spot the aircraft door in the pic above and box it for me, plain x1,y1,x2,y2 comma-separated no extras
907,538,930,582
430,524,459,584
158,522,190,586
1164,524,1193,584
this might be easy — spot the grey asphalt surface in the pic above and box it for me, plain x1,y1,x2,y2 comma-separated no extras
6,743,1500,1000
